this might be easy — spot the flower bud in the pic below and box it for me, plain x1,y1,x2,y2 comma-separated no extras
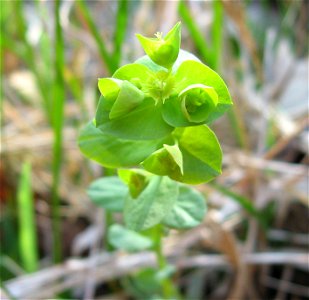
136,22,181,69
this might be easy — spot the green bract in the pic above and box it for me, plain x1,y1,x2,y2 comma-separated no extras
79,22,232,234
136,22,181,69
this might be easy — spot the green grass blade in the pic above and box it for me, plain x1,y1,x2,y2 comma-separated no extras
51,0,66,264
211,0,223,70
113,0,129,68
210,183,267,229
77,0,116,74
17,162,38,273
13,0,52,122
178,0,213,68
226,108,248,149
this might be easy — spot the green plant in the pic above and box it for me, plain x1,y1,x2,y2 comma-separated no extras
78,22,232,299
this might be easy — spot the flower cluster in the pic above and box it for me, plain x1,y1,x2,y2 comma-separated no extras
79,22,232,184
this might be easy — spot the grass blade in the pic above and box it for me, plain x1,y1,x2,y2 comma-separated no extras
51,0,66,263
17,162,38,273
76,0,116,74
113,0,129,68
13,0,52,122
211,0,223,70
178,0,213,67
210,183,267,229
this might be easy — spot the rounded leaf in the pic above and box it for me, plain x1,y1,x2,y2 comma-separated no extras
78,121,164,168
112,63,151,88
87,176,128,212
124,175,179,231
163,185,206,229
108,224,153,252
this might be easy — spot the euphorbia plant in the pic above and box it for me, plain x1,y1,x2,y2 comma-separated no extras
79,22,232,298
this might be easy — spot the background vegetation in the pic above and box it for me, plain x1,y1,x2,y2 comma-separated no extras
1,0,308,299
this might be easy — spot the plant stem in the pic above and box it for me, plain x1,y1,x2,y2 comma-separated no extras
153,225,178,299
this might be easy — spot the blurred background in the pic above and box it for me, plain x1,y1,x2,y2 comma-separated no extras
1,0,308,299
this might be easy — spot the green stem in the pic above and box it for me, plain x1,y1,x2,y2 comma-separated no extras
153,225,178,299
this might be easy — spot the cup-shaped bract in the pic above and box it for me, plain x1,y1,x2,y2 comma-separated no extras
136,22,181,69
98,78,144,119
162,84,219,127
179,84,218,123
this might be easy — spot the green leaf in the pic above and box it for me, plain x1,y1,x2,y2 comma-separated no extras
143,125,222,184
98,78,144,119
127,268,162,298
108,224,153,252
124,175,179,231
162,96,192,127
163,185,206,229
95,96,110,126
172,49,201,71
110,81,144,119
87,176,128,212
78,121,163,168
136,22,181,69
112,63,151,88
98,78,121,101
174,60,232,122
135,55,166,72
97,98,173,140
175,125,222,183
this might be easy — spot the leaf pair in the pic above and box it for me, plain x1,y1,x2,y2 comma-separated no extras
142,125,222,184
87,173,207,232
78,122,222,184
